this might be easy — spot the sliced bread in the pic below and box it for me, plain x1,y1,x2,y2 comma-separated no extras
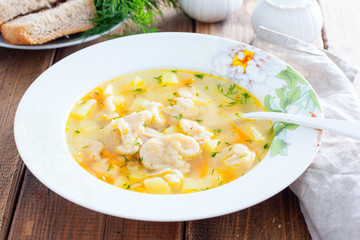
0,0,96,45
0,0,58,25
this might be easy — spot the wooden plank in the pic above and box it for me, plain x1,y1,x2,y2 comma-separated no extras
0,48,55,240
8,7,191,240
8,171,106,240
319,0,360,97
186,189,310,240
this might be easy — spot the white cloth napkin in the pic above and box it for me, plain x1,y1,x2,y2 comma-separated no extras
253,27,360,240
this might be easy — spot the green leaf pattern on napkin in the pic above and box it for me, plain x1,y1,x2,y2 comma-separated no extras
265,66,321,157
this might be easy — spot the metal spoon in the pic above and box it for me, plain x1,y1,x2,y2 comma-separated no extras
242,112,360,140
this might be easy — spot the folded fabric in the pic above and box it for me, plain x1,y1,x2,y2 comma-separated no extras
253,27,360,240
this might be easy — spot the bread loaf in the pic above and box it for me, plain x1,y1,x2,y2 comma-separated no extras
0,0,58,25
0,0,96,45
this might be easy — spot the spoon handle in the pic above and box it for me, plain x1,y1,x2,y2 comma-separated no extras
242,112,360,140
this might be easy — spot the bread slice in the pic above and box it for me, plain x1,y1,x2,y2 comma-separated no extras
0,0,96,45
0,0,58,25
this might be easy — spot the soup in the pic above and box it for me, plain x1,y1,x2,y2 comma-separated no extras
65,70,273,194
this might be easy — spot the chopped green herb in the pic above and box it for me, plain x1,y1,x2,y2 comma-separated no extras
154,75,162,84
194,73,204,79
195,119,203,124
94,92,99,95
264,143,270,149
99,127,104,130
217,141,221,146
217,83,250,106
126,184,131,190
213,128,222,134
132,88,146,93
185,83,192,88
82,145,89,149
173,92,178,96
74,130,81,134
196,92,199,96
211,152,220,157
80,101,86,105
218,104,224,108
120,155,131,168
171,70,178,73
239,154,247,159
219,181,223,186
107,163,113,172
245,139,254,143
162,84,168,87
134,140,141,146
211,168,215,175
138,157,143,164
205,86,209,91
225,142,231,145
235,112,241,118
172,113,183,120
228,147,233,151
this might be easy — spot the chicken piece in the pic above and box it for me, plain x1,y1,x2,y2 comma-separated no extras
221,144,257,172
81,139,104,161
112,110,152,155
140,100,166,127
179,119,214,145
140,133,200,173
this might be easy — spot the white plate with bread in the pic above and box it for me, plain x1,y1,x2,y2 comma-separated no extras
0,0,123,50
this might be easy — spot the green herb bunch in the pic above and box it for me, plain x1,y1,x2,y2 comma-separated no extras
81,0,179,38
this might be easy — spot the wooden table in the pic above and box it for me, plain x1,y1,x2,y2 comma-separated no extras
1,1,359,239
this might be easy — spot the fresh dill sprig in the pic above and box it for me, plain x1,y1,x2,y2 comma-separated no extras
81,0,179,39
217,83,251,107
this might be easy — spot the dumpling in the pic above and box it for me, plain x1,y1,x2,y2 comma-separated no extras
140,133,200,173
179,119,214,146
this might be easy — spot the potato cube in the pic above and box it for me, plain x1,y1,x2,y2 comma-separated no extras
71,99,97,119
182,176,217,193
144,177,171,194
250,126,264,142
162,72,178,85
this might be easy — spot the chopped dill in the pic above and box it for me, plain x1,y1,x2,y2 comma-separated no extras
205,86,209,91
245,139,254,143
107,163,113,171
171,70,178,73
213,128,222,134
154,75,162,84
172,113,183,120
225,142,231,145
217,83,251,106
82,145,89,149
94,92,99,95
211,152,220,157
264,143,270,149
194,73,204,79
211,168,215,175
132,88,146,93
239,154,247,159
195,119,203,124
74,130,81,134
138,157,143,164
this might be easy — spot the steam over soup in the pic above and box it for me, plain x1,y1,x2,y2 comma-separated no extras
66,70,273,194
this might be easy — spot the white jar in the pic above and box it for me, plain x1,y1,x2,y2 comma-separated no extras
251,0,323,42
178,0,244,23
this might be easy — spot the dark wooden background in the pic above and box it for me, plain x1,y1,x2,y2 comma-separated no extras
1,0,359,239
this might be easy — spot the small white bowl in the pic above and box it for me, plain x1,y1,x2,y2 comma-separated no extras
14,33,322,221
251,0,323,42
179,0,243,23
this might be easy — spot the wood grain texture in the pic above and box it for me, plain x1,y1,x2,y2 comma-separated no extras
186,190,310,240
0,48,55,240
319,0,360,97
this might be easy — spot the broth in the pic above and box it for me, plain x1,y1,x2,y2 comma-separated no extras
66,70,273,194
